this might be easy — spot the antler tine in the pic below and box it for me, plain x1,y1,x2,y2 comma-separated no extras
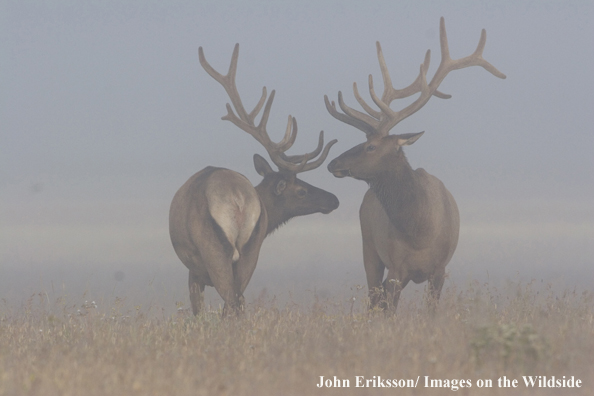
267,120,337,174
376,41,393,104
368,74,394,130
338,90,380,131
199,44,250,123
382,48,452,102
353,82,381,119
276,115,298,153
299,134,338,173
283,131,338,173
255,89,276,137
324,94,377,135
249,86,268,122
281,127,323,163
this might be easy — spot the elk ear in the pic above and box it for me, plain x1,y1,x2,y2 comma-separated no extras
275,179,287,195
253,154,274,176
396,131,425,146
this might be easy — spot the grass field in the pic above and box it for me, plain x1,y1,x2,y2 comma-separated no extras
1,280,592,395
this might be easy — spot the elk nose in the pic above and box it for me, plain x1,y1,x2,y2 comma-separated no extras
327,158,337,172
321,193,340,213
329,193,339,210
327,159,349,178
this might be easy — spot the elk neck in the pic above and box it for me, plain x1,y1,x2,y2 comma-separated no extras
254,180,290,236
368,149,432,248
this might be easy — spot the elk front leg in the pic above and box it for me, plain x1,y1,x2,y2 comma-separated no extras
188,271,205,315
362,241,385,310
384,268,409,313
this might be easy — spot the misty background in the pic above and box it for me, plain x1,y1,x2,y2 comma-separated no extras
1,1,592,313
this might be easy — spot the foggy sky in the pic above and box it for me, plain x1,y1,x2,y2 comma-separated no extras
1,1,593,305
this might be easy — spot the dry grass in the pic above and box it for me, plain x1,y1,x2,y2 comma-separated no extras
1,281,593,395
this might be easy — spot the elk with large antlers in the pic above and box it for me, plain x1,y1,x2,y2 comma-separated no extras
326,18,506,312
170,44,339,316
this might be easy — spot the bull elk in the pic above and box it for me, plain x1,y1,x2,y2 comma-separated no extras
170,44,339,316
325,18,506,312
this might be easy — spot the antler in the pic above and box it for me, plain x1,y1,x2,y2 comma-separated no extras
325,17,506,136
199,43,337,173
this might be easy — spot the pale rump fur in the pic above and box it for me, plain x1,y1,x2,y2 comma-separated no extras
205,170,261,262
169,167,268,316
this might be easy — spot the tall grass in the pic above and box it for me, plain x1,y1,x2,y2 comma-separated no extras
1,281,592,395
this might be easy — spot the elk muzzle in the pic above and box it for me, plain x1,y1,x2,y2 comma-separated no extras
320,192,340,213
327,158,351,178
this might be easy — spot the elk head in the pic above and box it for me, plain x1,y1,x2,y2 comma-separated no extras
328,132,425,182
199,44,339,233
326,17,506,180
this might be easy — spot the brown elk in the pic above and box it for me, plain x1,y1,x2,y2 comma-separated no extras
170,44,339,316
325,18,506,312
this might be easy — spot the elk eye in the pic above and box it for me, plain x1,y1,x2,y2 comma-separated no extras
366,145,376,152
297,189,307,197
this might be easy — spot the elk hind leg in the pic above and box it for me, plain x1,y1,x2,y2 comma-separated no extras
234,224,266,312
199,244,240,317
427,271,445,312
188,271,205,315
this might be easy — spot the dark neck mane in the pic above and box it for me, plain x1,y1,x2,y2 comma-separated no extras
369,151,432,248
254,183,290,236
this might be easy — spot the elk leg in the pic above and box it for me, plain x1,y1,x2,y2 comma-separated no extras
236,254,259,296
362,242,385,310
384,269,409,312
188,271,205,315
234,215,267,311
428,271,445,309
231,261,247,314
385,284,401,312
233,255,258,312
201,247,240,316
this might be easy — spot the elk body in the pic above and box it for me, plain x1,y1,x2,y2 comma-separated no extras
325,18,505,311
170,44,338,316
